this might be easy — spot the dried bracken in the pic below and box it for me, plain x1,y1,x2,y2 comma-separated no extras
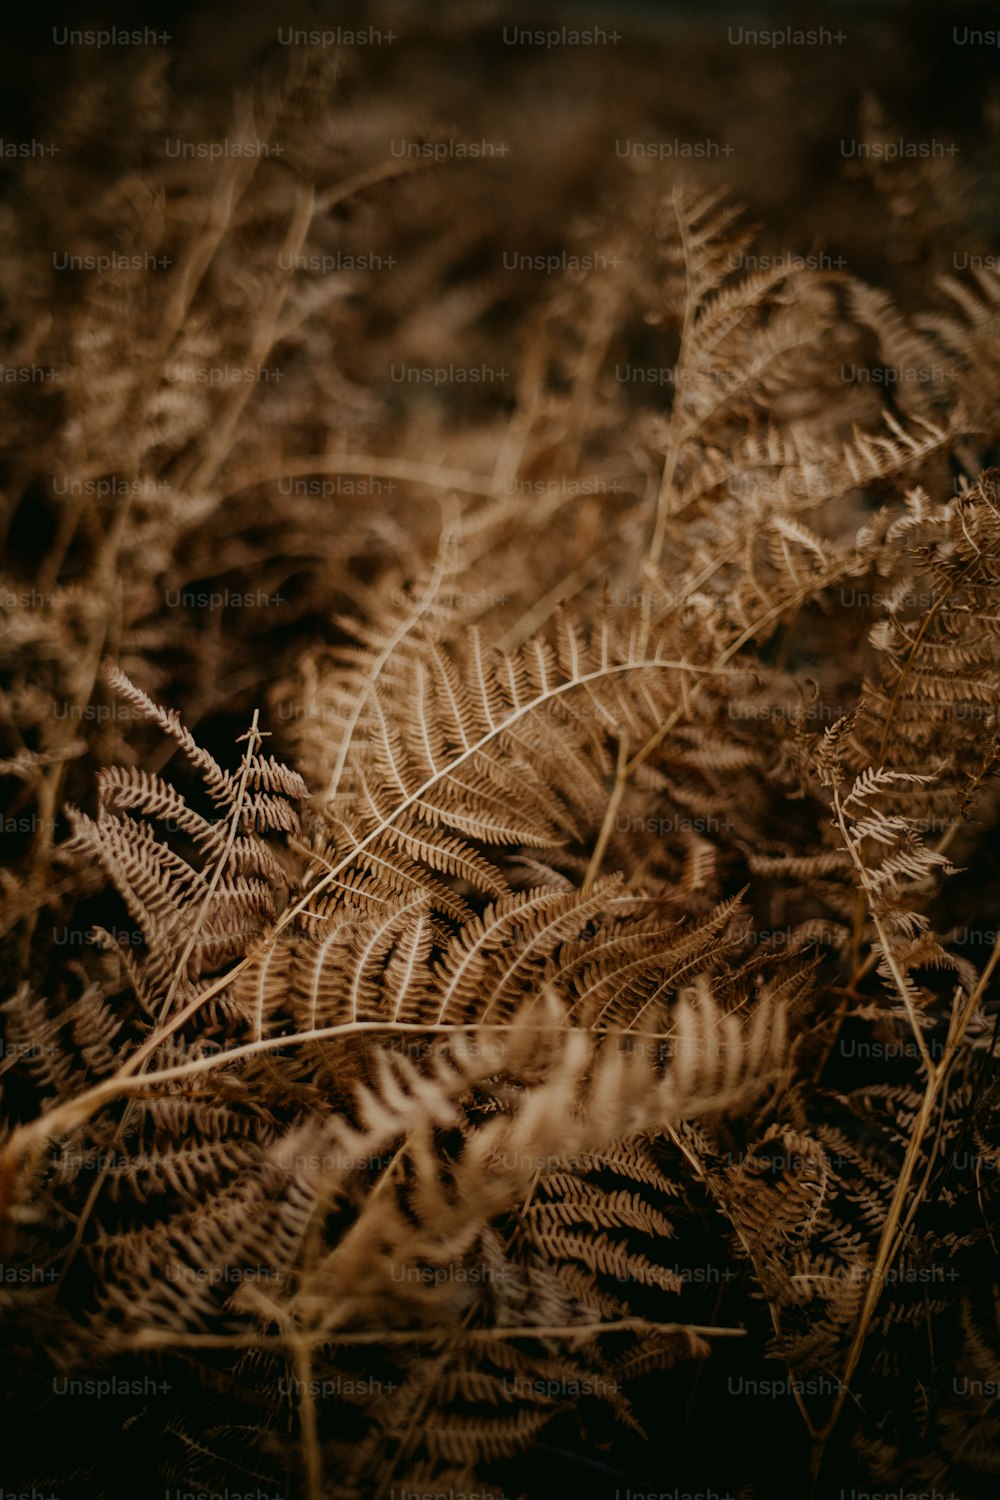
1,22,999,1500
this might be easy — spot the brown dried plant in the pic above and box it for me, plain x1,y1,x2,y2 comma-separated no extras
1,36,999,1500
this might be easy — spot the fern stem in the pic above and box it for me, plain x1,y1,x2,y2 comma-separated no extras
225,454,504,501
120,1317,750,1352
832,785,933,1073
292,1332,323,1500
582,730,630,892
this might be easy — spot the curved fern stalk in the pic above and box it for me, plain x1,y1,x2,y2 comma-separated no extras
268,634,742,921
0,977,782,1205
0,624,746,1230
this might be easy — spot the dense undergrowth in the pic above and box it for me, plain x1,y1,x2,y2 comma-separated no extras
2,13,1000,1499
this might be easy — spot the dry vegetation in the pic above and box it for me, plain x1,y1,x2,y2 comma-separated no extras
2,9,1000,1498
